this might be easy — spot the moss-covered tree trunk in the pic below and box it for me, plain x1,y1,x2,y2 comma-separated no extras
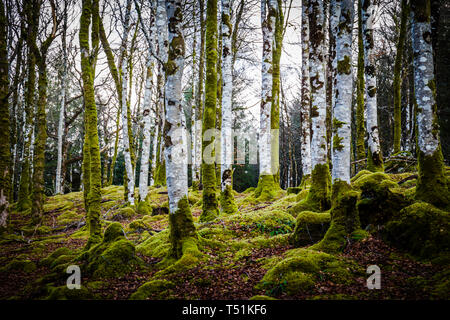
254,0,279,201
411,0,449,209
0,0,10,229
332,0,354,189
362,0,383,172
356,0,366,171
164,0,198,260
219,0,237,214
307,0,331,211
193,0,206,191
300,0,311,182
393,0,410,154
200,0,220,222
80,0,102,245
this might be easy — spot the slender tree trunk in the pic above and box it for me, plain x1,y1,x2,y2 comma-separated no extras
164,0,197,260
219,0,237,213
120,0,135,205
306,0,331,211
56,0,68,195
300,0,311,182
393,0,410,154
80,0,102,245
411,0,449,208
200,0,220,222
332,0,354,187
139,49,155,201
362,0,383,172
356,0,366,171
0,0,10,229
193,0,206,190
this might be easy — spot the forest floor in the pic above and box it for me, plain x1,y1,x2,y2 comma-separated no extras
0,168,449,300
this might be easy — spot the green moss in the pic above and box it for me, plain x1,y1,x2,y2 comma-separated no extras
312,190,364,253
257,248,354,296
136,229,171,258
56,210,81,226
129,279,175,300
136,201,151,215
295,189,309,202
367,148,384,172
220,184,238,214
249,295,277,300
416,147,449,209
254,175,282,202
384,202,449,260
290,211,331,247
337,55,351,75
353,172,412,227
112,206,136,221
286,187,302,195
102,222,125,242
46,286,95,300
0,259,36,273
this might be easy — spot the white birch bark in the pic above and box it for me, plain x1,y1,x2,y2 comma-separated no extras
332,0,353,184
164,0,189,213
309,0,328,168
120,0,135,205
411,10,439,156
55,1,68,195
362,0,382,161
220,0,233,191
300,0,311,176
139,51,155,201
259,0,275,176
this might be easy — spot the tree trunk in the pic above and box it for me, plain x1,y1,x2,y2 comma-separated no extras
164,0,197,260
362,0,383,172
411,0,449,209
356,0,366,171
200,0,219,222
0,0,10,229
393,0,410,154
219,0,237,214
80,0,102,245
332,0,354,186
300,0,311,180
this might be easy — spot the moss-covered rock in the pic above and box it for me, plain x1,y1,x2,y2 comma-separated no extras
136,229,171,258
353,172,412,228
257,248,355,296
384,202,450,260
290,211,331,246
112,206,136,221
129,279,175,300
0,259,36,273
79,222,141,278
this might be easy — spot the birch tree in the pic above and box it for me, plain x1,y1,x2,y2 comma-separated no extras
411,0,449,208
362,0,383,172
164,0,197,260
219,0,237,213
300,0,311,184
55,0,68,195
120,0,135,205
356,0,366,171
331,0,353,187
254,0,278,201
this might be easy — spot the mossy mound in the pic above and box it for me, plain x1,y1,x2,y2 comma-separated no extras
79,222,141,278
312,190,367,253
257,248,356,296
43,199,75,213
136,229,171,258
129,279,175,300
112,207,136,221
56,210,82,226
254,175,283,202
0,259,36,273
136,201,151,215
290,211,331,246
286,187,302,195
225,209,295,236
46,285,96,300
384,202,450,261
353,172,412,228
127,219,152,234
